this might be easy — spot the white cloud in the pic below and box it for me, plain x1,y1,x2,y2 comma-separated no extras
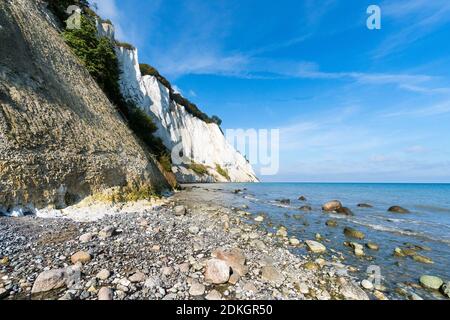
382,101,450,118
374,0,450,58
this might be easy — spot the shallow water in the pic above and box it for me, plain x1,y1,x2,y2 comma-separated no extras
187,182,450,300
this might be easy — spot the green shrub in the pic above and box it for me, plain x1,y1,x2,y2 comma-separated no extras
215,164,230,180
188,163,208,176
158,153,172,172
62,14,169,163
139,63,172,91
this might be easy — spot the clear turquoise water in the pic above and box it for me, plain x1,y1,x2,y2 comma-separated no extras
196,183,450,299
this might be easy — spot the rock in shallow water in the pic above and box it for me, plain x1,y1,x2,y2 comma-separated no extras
440,282,450,298
343,227,365,240
326,219,338,227
336,207,353,216
366,242,379,251
357,203,373,208
322,200,342,212
388,206,410,214
305,240,326,253
419,275,443,290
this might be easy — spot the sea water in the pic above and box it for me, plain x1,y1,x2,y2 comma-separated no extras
191,182,450,299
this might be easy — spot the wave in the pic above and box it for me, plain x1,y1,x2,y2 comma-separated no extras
348,219,450,245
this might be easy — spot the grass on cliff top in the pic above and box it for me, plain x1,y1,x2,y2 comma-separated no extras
215,164,230,181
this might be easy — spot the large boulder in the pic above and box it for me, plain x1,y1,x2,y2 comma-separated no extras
212,248,247,276
388,206,410,214
31,264,81,294
305,240,326,253
336,207,354,216
322,200,342,212
204,259,230,284
343,227,365,240
419,275,443,290
340,282,370,300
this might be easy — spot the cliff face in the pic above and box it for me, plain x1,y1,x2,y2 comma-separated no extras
115,47,258,183
0,0,170,214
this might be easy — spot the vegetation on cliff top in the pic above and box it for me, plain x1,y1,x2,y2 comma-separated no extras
60,11,170,172
139,63,222,126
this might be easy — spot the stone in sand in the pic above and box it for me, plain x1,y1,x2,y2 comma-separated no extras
98,226,115,239
31,269,67,294
388,206,410,213
98,287,113,300
206,289,222,300
70,251,91,264
96,269,111,280
204,259,230,284
289,238,300,246
31,264,81,294
261,266,284,284
343,227,365,240
420,275,443,290
305,240,326,253
129,271,146,283
79,232,93,243
189,282,205,296
212,248,247,276
340,282,369,300
174,205,186,216
322,200,343,212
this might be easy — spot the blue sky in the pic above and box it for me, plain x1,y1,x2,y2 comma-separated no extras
93,0,450,183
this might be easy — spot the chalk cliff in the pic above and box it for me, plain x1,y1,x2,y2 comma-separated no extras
115,47,258,183
0,0,170,214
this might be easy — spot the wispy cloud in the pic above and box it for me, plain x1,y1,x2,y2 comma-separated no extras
382,101,450,118
374,0,450,58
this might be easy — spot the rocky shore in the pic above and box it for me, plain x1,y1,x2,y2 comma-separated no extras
0,186,446,301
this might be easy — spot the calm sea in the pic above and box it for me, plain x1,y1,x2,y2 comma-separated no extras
192,182,450,299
